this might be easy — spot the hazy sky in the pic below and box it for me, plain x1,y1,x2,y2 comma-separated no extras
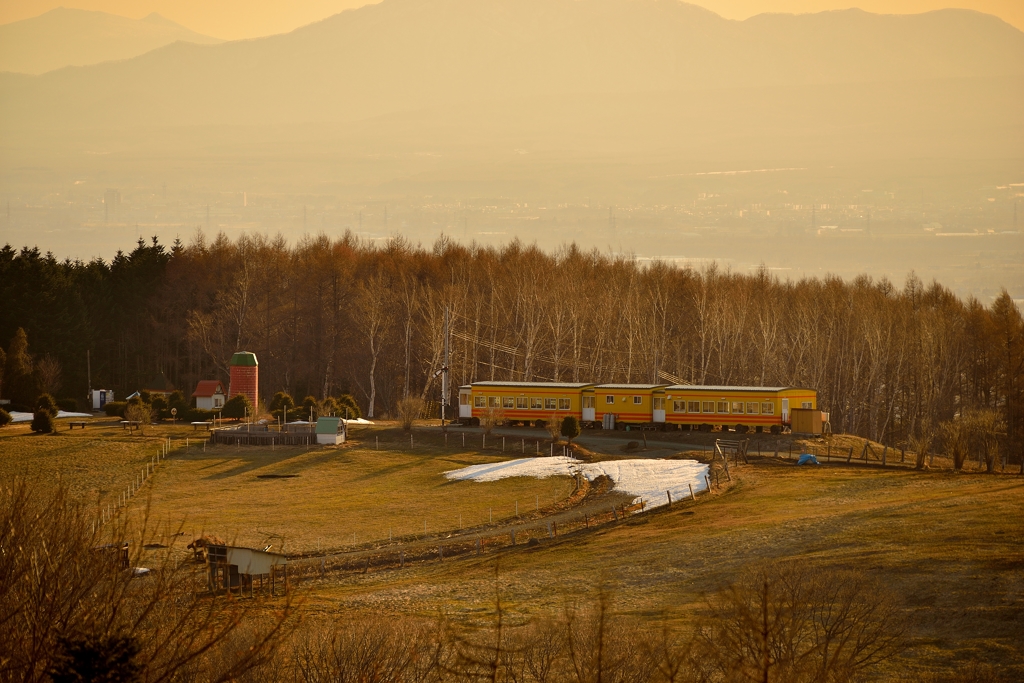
1,0,1022,39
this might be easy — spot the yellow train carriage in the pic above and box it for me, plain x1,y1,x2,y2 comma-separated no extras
589,384,669,428
664,385,817,433
459,382,592,426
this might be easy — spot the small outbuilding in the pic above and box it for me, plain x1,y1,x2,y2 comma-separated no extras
192,380,227,411
315,417,346,445
205,544,288,597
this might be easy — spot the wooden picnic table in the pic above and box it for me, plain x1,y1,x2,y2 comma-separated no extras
68,421,88,430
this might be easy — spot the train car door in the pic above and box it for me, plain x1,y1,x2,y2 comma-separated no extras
652,392,666,423
459,387,472,419
781,398,789,423
582,392,596,423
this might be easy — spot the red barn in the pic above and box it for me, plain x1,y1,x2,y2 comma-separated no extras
228,352,259,407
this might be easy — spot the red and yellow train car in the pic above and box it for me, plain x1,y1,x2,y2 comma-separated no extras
458,382,593,426
459,382,819,433
664,385,817,432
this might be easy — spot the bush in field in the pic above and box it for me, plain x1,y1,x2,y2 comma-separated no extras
35,393,58,416
270,391,295,421
222,394,253,421
334,393,361,419
104,401,127,418
300,396,318,421
123,401,152,434
481,406,505,435
168,390,189,417
151,395,168,419
561,416,581,444
396,396,423,430
31,409,54,434
0,408,11,428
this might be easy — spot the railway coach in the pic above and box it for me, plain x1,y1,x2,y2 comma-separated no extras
458,381,821,434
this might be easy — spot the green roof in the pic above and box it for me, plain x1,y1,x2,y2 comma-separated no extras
315,417,342,434
229,352,258,367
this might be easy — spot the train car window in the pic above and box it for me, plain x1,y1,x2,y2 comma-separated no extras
802,402,813,409
672,400,685,413
488,396,500,408
531,398,542,409
516,397,527,409
605,395,615,404
688,401,700,413
716,401,728,413
702,401,714,413
761,402,774,414
460,394,470,405
475,396,486,408
503,397,514,408
746,402,759,414
544,398,557,409
731,401,744,414
558,398,570,410
653,397,665,410
583,396,595,408
633,396,642,405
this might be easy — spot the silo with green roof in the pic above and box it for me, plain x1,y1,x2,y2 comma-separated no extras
228,351,259,408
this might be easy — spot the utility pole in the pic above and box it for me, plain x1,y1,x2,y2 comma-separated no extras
440,307,450,430
87,350,91,400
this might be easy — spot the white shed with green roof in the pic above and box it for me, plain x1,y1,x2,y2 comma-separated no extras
315,417,345,445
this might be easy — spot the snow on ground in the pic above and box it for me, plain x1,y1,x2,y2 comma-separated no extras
8,410,92,423
445,456,709,508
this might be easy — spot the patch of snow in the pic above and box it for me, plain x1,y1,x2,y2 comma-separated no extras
344,418,373,425
445,456,709,508
8,410,92,423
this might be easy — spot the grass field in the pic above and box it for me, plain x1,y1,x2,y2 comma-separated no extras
1,417,1021,679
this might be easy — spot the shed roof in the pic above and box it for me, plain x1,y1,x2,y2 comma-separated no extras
192,380,226,398
315,417,342,434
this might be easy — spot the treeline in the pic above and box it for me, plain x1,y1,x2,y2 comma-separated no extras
0,233,1021,454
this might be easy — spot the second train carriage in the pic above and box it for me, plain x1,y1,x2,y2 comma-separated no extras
459,382,821,433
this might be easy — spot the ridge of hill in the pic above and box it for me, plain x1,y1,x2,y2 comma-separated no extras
1,0,1022,129
0,7,223,75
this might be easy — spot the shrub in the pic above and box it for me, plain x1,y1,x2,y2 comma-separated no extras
334,393,362,419
57,398,78,413
396,396,424,430
534,419,546,429
104,401,127,418
31,409,55,433
124,402,152,433
35,393,58,416
269,391,295,421
0,408,11,428
300,396,318,421
151,395,168,419
222,394,253,421
560,415,581,443
168,390,189,417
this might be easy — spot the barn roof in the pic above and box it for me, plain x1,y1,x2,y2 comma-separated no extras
192,380,226,398
143,371,175,393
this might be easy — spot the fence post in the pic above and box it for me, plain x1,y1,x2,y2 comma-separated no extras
705,475,711,491
847,446,854,463
502,437,505,452
666,490,672,507
400,551,405,568
510,530,516,545
689,482,695,500
611,506,618,522
438,546,443,561
376,436,379,450
463,433,466,447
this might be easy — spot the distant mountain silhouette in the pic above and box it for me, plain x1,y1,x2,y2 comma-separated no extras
0,7,222,75
1,0,1022,162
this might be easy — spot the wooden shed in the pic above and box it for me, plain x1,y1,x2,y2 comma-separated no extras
206,544,288,597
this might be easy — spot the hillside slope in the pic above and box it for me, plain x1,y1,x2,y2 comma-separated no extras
0,8,222,75
1,0,1021,130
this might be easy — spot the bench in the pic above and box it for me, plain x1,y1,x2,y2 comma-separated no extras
191,421,213,431
120,420,141,431
68,421,87,430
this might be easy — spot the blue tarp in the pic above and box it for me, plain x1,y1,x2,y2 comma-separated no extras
797,454,820,465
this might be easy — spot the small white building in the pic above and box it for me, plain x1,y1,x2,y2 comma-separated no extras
315,417,346,445
89,389,114,411
191,380,226,411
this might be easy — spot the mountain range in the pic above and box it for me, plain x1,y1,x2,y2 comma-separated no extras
0,7,222,75
1,0,1022,167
